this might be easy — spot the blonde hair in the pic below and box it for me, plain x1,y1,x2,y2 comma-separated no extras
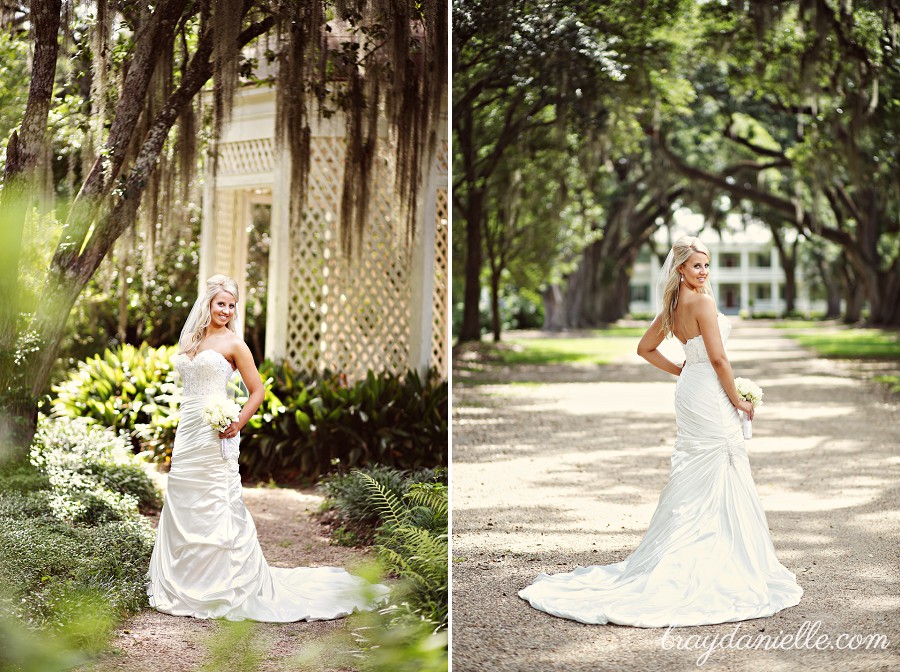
660,236,713,337
180,274,240,356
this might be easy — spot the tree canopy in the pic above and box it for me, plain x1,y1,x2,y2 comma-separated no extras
453,0,900,341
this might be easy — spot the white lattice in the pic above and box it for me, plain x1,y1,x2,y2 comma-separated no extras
431,188,448,377
436,138,448,176
219,139,274,175
214,191,236,272
286,138,411,379
207,94,447,381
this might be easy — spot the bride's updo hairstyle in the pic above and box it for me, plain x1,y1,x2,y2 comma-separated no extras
659,236,713,337
179,274,240,356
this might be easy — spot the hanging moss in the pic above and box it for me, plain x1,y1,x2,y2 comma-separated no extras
273,0,447,259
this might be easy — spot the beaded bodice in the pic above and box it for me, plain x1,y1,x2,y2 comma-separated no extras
681,313,732,365
173,349,235,397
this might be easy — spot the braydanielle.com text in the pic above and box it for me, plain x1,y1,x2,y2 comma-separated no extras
660,620,891,665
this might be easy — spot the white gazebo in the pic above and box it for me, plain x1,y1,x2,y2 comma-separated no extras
198,85,448,380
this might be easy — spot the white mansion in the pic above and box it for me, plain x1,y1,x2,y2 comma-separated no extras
628,218,821,316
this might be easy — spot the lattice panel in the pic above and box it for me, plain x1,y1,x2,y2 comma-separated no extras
431,188,448,378
219,139,274,175
436,139,448,176
214,191,236,274
286,137,411,379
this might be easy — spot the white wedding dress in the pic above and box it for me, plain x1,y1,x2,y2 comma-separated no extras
519,314,802,627
147,349,389,621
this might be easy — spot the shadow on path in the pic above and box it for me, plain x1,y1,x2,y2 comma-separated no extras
452,321,900,672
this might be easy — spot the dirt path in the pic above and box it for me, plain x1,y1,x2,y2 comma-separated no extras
451,320,899,671
86,485,371,672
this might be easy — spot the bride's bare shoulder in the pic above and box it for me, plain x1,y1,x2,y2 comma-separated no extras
680,292,717,317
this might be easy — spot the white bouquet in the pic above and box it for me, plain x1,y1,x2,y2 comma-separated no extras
734,377,763,439
202,398,243,460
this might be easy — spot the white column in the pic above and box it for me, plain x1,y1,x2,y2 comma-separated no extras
740,249,750,312
408,156,439,378
265,147,292,362
233,191,250,337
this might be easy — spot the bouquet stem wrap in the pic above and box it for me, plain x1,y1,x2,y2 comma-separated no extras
741,413,752,440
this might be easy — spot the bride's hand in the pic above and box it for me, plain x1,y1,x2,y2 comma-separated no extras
736,399,755,421
219,422,240,439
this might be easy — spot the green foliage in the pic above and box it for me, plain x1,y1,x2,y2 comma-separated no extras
199,621,265,672
354,471,448,629
321,465,446,526
0,587,117,671
50,346,446,480
50,343,180,461
349,607,448,672
30,415,161,524
0,33,30,160
873,375,900,394
0,448,155,646
242,365,448,481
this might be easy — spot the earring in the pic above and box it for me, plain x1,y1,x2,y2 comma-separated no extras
680,275,684,282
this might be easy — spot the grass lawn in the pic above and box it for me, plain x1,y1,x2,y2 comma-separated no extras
783,329,900,359
873,375,900,393
498,327,643,366
772,320,832,330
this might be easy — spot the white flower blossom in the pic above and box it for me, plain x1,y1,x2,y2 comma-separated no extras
202,398,242,433
734,377,764,407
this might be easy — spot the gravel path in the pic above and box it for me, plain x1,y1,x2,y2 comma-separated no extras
451,320,899,671
85,485,370,672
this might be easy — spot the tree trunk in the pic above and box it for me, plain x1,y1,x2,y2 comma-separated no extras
564,236,639,326
459,190,484,342
812,254,842,318
0,0,62,458
840,262,864,324
870,271,900,325
541,285,565,331
489,269,501,342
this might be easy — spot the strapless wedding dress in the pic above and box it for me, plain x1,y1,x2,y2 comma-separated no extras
519,314,802,627
147,349,389,621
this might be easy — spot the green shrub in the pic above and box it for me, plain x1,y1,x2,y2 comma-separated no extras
51,345,447,480
0,512,154,627
351,607,449,672
321,465,446,525
356,472,449,629
0,451,155,636
242,365,448,480
0,423,157,664
0,458,50,493
30,416,161,524
50,342,181,461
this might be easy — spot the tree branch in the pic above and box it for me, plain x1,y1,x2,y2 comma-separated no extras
723,117,790,161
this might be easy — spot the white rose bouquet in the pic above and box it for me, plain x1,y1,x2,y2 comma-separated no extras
202,398,243,460
734,377,763,439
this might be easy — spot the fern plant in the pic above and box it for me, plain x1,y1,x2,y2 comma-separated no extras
356,472,448,629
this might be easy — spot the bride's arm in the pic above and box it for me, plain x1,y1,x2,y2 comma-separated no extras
231,341,265,431
696,299,754,420
637,314,683,376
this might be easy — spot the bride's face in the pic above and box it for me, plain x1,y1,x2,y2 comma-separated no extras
209,290,237,328
680,252,710,291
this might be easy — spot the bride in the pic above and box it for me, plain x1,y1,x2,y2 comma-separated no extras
147,274,388,621
518,237,802,627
